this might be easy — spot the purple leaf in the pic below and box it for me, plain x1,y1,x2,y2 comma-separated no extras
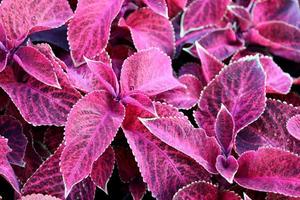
21,194,60,200
215,155,238,184
235,147,300,197
195,42,224,82
119,8,175,56
129,177,146,200
68,0,124,66
259,56,293,94
227,5,252,31
142,0,168,18
187,27,244,60
287,115,300,140
236,99,300,155
60,90,125,196
252,0,300,27
194,56,266,137
0,0,73,43
122,93,156,116
215,104,235,155
246,21,300,62
122,103,210,200
14,46,60,88
267,193,300,200
120,48,184,96
0,115,27,167
0,65,81,126
66,177,96,200
85,57,119,96
173,181,241,200
166,0,187,19
0,24,8,72
90,146,115,194
141,116,221,173
181,0,231,35
22,145,65,199
155,74,203,109
0,136,20,194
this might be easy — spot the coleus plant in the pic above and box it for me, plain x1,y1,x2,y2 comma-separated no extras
0,0,300,199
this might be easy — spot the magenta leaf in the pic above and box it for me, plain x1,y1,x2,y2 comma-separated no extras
60,90,125,196
252,0,300,27
141,116,221,173
155,74,203,109
0,25,8,72
246,21,300,62
14,46,60,88
68,0,124,66
0,66,81,126
173,181,241,200
122,93,156,116
90,146,115,193
0,115,27,167
166,0,187,19
120,48,184,96
142,0,168,18
267,193,300,200
119,8,175,57
215,104,235,155
287,115,300,141
85,57,119,96
235,147,300,197
227,5,252,31
65,51,112,93
215,155,238,184
195,42,224,82
181,0,231,35
66,177,96,200
187,27,244,60
122,103,210,200
21,194,60,200
129,177,147,200
195,56,266,137
260,56,293,94
0,136,20,194
22,145,65,199
236,99,300,155
0,0,72,43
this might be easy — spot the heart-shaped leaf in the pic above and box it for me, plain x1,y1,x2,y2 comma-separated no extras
215,155,238,184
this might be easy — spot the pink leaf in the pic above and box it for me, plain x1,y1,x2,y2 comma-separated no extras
195,56,266,137
61,90,125,196
120,48,184,96
0,0,72,42
85,57,119,96
68,0,124,66
236,99,300,155
21,194,60,200
141,117,221,173
173,181,241,200
122,103,210,200
195,42,225,82
155,74,203,109
252,0,300,27
0,136,19,194
22,145,65,199
142,0,168,18
181,0,231,35
187,27,244,60
90,146,115,194
215,104,235,155
215,155,238,184
0,115,27,167
246,21,300,62
14,46,60,88
235,147,300,197
287,115,300,140
0,65,81,126
260,56,293,94
119,8,175,56
66,177,96,200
